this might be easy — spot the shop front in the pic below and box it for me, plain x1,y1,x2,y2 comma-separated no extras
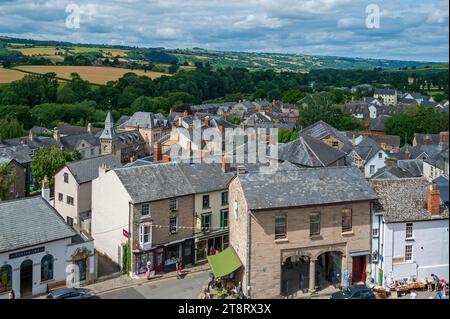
194,230,229,264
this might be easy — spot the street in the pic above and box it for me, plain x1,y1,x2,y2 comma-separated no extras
98,271,210,299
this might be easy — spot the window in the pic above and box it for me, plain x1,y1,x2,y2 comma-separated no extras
66,196,74,206
342,208,352,232
63,172,69,183
332,141,339,147
202,195,210,209
141,203,150,216
139,224,151,246
58,193,63,202
221,191,228,206
372,228,379,237
90,148,94,156
369,165,375,175
220,209,229,229
275,215,287,239
169,217,178,234
310,212,321,236
201,213,212,232
41,255,54,282
169,198,178,211
405,245,413,262
378,152,383,159
0,265,12,293
67,216,74,226
406,223,413,239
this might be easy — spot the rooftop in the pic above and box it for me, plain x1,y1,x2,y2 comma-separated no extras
66,154,123,184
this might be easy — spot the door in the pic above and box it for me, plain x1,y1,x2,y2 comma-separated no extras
352,256,366,283
20,259,33,297
153,249,164,273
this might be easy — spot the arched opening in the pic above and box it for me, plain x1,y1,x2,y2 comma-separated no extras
281,255,310,296
20,259,33,297
315,251,342,290
0,264,12,293
41,255,54,282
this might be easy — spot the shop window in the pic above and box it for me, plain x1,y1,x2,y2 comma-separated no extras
310,212,321,236
223,235,229,249
221,191,228,206
342,208,352,233
220,209,228,229
0,265,12,293
196,240,207,262
41,254,54,282
141,203,150,216
165,245,180,266
135,252,153,274
202,195,210,209
201,213,212,232
275,215,286,239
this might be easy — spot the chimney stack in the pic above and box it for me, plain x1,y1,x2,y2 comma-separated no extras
53,130,60,142
439,131,449,144
41,175,50,202
427,184,441,215
99,163,109,177
424,135,431,145
162,154,171,163
404,146,410,160
28,130,34,141
222,156,231,173
87,123,92,134
154,142,162,162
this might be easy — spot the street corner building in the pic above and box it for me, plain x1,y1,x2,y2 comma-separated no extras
0,197,95,299
228,166,378,299
369,178,449,287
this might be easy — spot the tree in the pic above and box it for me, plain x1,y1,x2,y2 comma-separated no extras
0,163,15,201
31,146,82,190
0,117,25,139
278,129,299,143
227,116,242,125
298,92,342,128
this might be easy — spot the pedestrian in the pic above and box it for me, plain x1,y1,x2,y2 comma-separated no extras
431,274,440,291
9,289,15,299
176,258,184,279
146,261,152,280
410,290,417,299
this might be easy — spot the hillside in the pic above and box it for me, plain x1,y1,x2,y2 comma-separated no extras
1,36,446,73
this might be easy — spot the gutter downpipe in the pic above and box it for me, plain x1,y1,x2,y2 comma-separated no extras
247,210,252,298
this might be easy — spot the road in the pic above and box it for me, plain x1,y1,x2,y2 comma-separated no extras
98,271,210,299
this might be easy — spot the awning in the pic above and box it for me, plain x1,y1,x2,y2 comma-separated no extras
207,247,242,278
350,250,371,257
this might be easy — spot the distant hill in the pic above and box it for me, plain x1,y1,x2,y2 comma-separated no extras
1,35,447,73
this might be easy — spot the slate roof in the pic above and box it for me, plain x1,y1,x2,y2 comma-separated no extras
277,161,301,171
3,135,63,150
237,166,376,210
345,132,400,148
424,146,449,171
351,137,383,161
277,134,346,167
120,112,168,129
369,115,391,131
114,162,195,203
397,159,423,177
374,88,397,95
178,162,233,193
389,144,441,160
0,145,33,164
433,175,449,206
414,133,441,146
301,120,350,145
60,132,100,150
56,125,102,136
0,197,76,253
369,178,449,223
66,154,122,184
371,166,415,179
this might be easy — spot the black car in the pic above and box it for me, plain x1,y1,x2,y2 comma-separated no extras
330,285,375,299
46,287,97,299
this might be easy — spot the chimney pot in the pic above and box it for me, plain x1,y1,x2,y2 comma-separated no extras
153,142,162,162
440,131,449,144
53,130,60,142
222,156,231,173
427,184,441,215
87,123,92,134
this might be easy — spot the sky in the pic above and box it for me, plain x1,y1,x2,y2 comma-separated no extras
0,0,448,62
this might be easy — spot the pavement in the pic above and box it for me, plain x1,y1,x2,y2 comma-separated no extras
99,271,210,299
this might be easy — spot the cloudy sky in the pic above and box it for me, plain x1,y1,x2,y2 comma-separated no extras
0,0,448,62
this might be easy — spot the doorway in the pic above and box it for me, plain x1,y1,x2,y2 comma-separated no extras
316,251,342,290
352,256,367,284
281,255,310,296
153,249,164,273
20,259,33,297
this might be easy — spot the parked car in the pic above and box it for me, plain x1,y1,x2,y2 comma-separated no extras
46,287,97,299
330,285,375,299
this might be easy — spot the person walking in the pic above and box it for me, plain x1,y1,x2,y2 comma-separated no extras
146,261,152,280
176,258,184,279
9,289,15,299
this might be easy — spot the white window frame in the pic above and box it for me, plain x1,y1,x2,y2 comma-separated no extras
141,203,150,216
405,245,413,262
169,217,178,234
405,223,413,239
139,223,152,249
369,165,375,175
169,198,178,211
372,228,379,238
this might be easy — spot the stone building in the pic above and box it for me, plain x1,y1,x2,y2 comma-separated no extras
228,166,376,298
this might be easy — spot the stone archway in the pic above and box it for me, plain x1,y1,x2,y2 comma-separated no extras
20,259,33,297
281,254,311,297
71,247,92,284
315,251,343,291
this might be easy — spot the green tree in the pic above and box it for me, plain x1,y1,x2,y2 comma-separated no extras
227,116,242,125
298,92,342,128
0,117,25,139
278,129,299,143
0,163,16,201
31,146,82,190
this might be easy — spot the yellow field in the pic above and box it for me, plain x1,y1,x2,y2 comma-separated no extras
12,65,170,84
11,47,64,56
0,67,26,83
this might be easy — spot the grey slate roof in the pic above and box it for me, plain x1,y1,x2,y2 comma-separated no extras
277,134,346,167
371,166,415,179
414,133,441,146
351,137,382,161
433,175,449,206
0,197,76,253
120,112,168,129
301,120,351,146
369,178,449,223
66,154,122,184
397,159,423,177
374,88,397,95
369,115,391,131
0,145,33,164
60,132,100,150
114,162,195,203
345,132,400,148
178,162,233,193
424,146,449,170
238,166,377,210
56,125,102,136
3,135,63,150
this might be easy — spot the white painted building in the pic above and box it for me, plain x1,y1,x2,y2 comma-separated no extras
0,196,95,299
369,178,449,287
350,137,388,178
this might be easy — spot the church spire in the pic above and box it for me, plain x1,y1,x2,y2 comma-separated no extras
100,111,116,139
